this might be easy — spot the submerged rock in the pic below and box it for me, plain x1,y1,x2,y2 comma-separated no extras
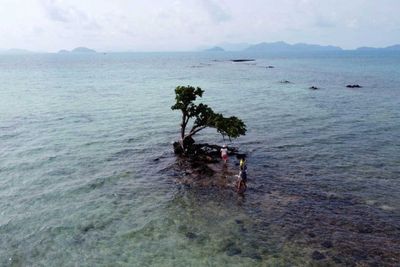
242,251,262,261
185,232,198,239
280,80,291,84
321,240,333,248
221,240,242,256
81,223,95,233
226,246,242,256
311,250,326,260
357,224,373,234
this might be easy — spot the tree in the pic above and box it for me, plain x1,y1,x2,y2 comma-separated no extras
171,85,246,154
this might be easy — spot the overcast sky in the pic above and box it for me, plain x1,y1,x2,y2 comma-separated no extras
1,0,399,52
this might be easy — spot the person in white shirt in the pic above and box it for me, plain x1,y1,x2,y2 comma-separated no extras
220,144,228,164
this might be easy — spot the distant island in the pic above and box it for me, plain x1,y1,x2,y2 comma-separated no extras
57,47,97,54
244,41,342,52
203,46,225,52
0,48,34,55
2,42,400,54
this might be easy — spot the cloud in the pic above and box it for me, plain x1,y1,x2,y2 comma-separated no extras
346,18,359,29
1,0,400,51
41,0,100,30
314,16,336,28
41,0,73,22
200,0,231,23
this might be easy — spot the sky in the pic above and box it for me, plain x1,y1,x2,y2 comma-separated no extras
0,0,399,52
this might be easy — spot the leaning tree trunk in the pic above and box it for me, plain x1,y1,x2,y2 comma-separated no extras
173,136,195,155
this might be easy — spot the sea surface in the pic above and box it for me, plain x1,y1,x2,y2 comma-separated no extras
0,51,399,266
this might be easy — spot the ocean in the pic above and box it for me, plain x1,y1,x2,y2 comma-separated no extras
0,51,399,266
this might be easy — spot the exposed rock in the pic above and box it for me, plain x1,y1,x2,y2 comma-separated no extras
173,137,195,155
231,59,255,62
174,141,241,161
309,86,319,90
346,84,362,88
173,141,184,154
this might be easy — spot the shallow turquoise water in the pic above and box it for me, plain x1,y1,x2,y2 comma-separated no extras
0,51,399,266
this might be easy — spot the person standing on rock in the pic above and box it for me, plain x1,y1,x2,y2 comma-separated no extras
237,156,247,193
239,156,247,172
236,169,247,193
220,144,228,164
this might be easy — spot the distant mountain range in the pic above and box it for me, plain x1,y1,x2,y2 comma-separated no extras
356,44,400,51
58,47,97,53
202,42,342,52
203,42,400,52
2,43,400,54
243,41,342,52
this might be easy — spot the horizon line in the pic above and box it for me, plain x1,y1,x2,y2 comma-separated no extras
1,41,399,54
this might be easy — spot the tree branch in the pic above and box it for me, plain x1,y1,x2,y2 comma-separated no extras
187,125,207,138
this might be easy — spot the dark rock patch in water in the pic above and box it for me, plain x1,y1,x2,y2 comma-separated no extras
226,246,242,256
221,240,242,256
321,240,333,248
168,146,400,265
242,251,262,261
185,232,198,239
81,223,95,233
308,232,316,238
346,84,362,88
311,250,326,260
231,59,255,62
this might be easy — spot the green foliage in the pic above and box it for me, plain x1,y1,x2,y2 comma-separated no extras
171,85,204,112
214,114,247,139
171,85,246,146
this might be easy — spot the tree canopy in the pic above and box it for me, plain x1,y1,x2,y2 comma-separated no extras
171,85,246,152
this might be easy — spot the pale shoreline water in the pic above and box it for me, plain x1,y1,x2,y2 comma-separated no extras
0,51,399,266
